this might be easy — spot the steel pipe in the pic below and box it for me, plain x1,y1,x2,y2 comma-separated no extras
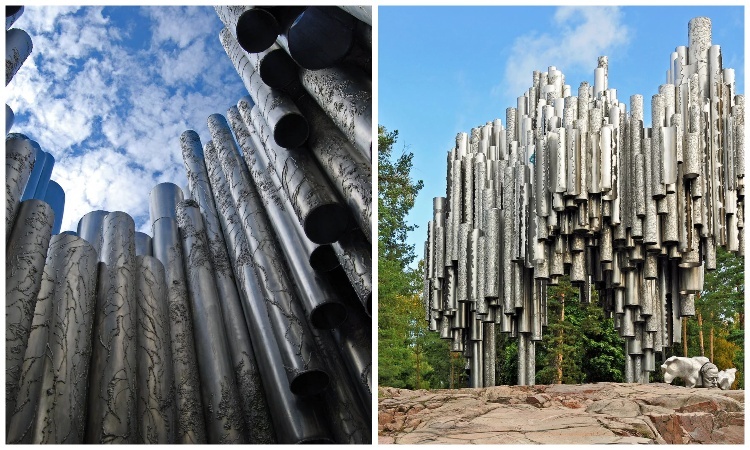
76,210,109,257
5,200,54,428
6,103,13,133
134,231,152,256
214,6,279,53
6,28,32,86
44,180,65,234
280,7,356,70
6,133,35,240
20,147,54,202
6,6,24,30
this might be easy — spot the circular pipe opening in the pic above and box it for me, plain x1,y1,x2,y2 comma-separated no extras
289,369,329,396
310,301,348,329
303,203,349,244
259,49,298,89
236,8,280,53
308,244,339,272
273,113,309,149
6,6,22,17
286,7,355,70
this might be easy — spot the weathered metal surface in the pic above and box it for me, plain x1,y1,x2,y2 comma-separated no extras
6,28,32,86
6,133,35,240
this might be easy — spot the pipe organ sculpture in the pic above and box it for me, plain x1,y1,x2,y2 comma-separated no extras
6,5,371,444
422,17,743,387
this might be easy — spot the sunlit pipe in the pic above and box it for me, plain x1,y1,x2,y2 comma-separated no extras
5,200,54,429
299,65,372,160
214,6,279,54
206,126,330,395
293,94,372,240
176,200,246,443
20,146,51,201
203,140,333,444
6,6,23,30
7,234,98,443
6,133,35,240
43,180,64,234
150,197,206,443
280,6,355,71
135,256,176,444
180,131,276,443
85,212,137,444
228,106,347,328
6,28,32,86
219,28,308,149
232,105,348,244
134,231,152,256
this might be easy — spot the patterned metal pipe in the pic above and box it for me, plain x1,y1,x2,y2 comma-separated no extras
228,106,347,329
291,90,373,238
5,200,54,428
7,234,98,443
214,6,279,53
338,5,371,26
180,131,276,443
6,133,35,240
246,42,298,90
280,7,356,70
150,189,206,443
134,231,152,256
20,146,54,201
6,6,23,30
332,228,372,315
176,200,246,444
219,28,308,149
299,65,372,160
43,180,64,234
135,255,175,444
6,28,32,86
204,140,333,444
85,212,137,444
6,103,13,133
205,133,329,395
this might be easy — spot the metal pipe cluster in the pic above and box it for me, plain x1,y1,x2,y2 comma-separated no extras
6,5,371,444
422,17,743,387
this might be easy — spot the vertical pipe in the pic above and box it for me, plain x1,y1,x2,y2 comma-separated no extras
135,256,176,443
6,28,32,86
214,6,280,53
6,103,14,133
6,134,35,240
176,201,246,443
204,140,333,444
85,212,138,444
5,200,54,429
43,180,65,235
134,231,153,256
180,131,276,443
76,210,109,257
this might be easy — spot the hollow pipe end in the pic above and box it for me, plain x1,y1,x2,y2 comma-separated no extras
289,369,330,396
273,114,309,148
6,6,22,17
303,203,349,244
308,244,339,272
259,49,298,89
310,301,348,329
236,9,280,53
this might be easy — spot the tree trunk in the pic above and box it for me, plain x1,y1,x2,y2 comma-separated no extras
697,312,705,356
555,293,565,384
682,317,688,357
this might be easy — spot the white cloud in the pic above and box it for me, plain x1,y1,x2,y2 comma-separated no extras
7,6,246,233
499,6,630,98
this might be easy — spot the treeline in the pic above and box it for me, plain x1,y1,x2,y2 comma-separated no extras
377,125,743,390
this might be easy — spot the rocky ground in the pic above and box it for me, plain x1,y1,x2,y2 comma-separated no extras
378,383,744,444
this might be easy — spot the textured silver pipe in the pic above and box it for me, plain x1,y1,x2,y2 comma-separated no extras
214,6,279,53
176,200,246,443
6,28,32,86
7,234,98,443
240,105,350,244
219,28,308,149
85,212,137,444
6,6,23,30
300,65,372,159
293,94,372,240
20,147,54,202
280,6,356,70
228,105,347,328
6,103,13,133
204,140,333,444
5,200,54,429
180,131,276,443
332,229,372,315
76,210,109,257
205,131,329,395
150,189,206,443
246,42,297,89
134,231,152,256
6,134,35,240
135,256,176,444
44,180,65,234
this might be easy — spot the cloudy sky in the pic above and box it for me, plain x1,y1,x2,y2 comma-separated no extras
379,5,745,265
7,6,247,233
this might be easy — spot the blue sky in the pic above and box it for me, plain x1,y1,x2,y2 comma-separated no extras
379,5,745,267
6,6,247,233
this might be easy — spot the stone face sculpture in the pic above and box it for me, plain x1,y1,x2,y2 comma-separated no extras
717,368,737,390
661,356,723,388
